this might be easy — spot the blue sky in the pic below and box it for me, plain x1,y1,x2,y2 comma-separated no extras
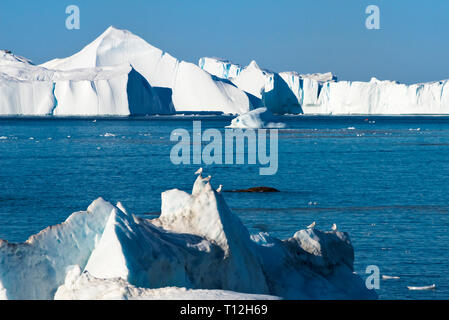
0,0,448,83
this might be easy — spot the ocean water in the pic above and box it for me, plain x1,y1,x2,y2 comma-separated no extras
1,115,449,300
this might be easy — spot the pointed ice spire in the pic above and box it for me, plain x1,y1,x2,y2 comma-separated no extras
307,221,316,229
248,60,260,70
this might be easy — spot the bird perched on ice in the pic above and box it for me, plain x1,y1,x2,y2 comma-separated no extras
194,168,203,175
202,175,211,182
307,221,316,229
216,184,223,193
331,223,337,231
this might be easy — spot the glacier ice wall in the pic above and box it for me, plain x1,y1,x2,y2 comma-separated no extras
200,56,449,115
0,172,377,300
308,78,449,115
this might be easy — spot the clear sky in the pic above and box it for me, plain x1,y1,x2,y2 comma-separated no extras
1,0,448,83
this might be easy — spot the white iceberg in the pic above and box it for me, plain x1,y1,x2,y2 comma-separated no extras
0,198,113,299
3,27,449,116
208,59,303,114
41,27,251,115
199,57,337,115
310,77,449,115
0,172,377,300
227,107,286,129
0,49,168,116
200,56,449,115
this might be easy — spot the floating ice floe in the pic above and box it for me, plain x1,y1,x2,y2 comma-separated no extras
382,275,400,280
0,171,377,300
407,284,436,291
227,107,286,129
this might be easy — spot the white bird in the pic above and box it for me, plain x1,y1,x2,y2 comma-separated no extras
202,175,211,182
331,223,337,231
307,221,316,229
194,167,203,175
216,184,223,193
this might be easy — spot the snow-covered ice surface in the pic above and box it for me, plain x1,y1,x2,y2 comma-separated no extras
55,266,278,300
227,107,286,129
0,172,376,300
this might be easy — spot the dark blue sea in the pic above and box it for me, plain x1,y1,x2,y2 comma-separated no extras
1,115,449,299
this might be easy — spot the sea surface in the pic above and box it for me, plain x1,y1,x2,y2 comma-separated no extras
1,115,449,299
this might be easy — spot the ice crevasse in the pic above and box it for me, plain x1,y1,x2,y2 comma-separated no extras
0,172,377,300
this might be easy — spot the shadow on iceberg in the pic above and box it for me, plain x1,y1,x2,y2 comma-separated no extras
262,73,304,114
0,171,377,300
127,68,175,115
211,74,263,110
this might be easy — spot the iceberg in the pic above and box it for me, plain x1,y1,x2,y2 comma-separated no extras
200,56,449,115
41,27,251,115
199,57,339,115
0,49,168,116
227,107,286,129
308,78,449,115
3,27,449,116
0,198,113,299
200,59,303,114
0,171,376,300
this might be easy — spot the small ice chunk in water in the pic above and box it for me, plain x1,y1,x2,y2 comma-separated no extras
382,275,400,280
407,284,435,290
